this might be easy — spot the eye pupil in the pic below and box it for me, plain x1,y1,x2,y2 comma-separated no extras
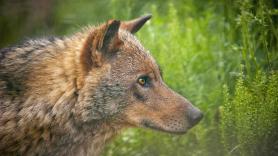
139,78,145,85
138,76,149,86
137,76,150,87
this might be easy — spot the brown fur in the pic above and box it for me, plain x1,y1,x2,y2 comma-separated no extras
0,15,203,156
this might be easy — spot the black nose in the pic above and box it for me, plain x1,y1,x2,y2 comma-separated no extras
187,106,203,127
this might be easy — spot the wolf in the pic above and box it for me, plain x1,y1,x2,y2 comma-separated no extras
0,15,203,156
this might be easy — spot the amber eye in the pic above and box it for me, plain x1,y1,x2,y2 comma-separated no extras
137,76,149,86
138,78,146,85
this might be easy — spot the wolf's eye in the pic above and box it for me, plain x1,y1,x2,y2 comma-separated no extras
137,76,149,87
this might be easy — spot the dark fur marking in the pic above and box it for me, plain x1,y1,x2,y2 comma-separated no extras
0,47,13,61
133,92,146,101
158,64,163,79
0,75,22,95
102,20,121,52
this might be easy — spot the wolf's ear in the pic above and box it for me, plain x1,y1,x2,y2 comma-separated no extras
81,20,122,72
120,14,152,34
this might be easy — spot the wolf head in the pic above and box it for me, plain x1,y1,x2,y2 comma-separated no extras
78,15,202,134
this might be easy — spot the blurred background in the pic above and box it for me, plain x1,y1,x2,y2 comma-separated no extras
0,0,277,155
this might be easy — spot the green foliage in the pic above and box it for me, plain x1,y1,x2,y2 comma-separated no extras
0,0,277,155
221,0,278,155
221,72,278,156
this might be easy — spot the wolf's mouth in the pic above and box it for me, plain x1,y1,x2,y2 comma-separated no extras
140,119,187,135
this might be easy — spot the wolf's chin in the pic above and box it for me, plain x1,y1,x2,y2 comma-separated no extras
140,119,188,135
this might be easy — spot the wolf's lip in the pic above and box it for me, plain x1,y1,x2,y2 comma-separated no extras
141,119,188,135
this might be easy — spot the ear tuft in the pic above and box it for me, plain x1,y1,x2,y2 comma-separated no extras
80,19,123,81
120,14,152,34
101,20,122,52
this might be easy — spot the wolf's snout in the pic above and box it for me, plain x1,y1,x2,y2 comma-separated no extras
187,106,203,127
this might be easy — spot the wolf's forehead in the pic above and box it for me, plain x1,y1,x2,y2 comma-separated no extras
117,30,159,74
118,30,147,54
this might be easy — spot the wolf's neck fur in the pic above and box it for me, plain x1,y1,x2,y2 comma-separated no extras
0,29,123,155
